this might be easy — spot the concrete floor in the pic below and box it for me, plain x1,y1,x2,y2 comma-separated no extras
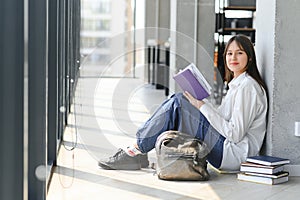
47,77,300,200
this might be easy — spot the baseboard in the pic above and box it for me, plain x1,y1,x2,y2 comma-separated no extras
284,164,300,176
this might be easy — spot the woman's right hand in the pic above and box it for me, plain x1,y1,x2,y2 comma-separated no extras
183,91,205,109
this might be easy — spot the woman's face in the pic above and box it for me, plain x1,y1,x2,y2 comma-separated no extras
225,40,248,77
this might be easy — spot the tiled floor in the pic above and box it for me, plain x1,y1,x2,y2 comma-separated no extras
47,77,300,200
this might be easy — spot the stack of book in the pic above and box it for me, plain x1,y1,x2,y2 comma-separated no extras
237,155,290,185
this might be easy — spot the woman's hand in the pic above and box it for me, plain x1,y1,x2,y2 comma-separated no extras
183,91,205,109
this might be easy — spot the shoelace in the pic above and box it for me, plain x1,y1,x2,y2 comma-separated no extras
108,149,124,161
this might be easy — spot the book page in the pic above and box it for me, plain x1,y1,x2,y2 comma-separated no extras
187,63,212,94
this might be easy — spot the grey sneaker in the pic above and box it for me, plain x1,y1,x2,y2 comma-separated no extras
138,154,149,168
98,149,148,170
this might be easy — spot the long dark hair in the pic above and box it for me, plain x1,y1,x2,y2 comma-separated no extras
223,34,267,92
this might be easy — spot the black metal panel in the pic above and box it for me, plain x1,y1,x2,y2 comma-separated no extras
75,0,81,82
0,0,81,198
68,0,75,108
28,0,48,199
48,0,59,166
0,0,24,199
65,0,71,117
64,0,81,116
58,0,67,135
70,0,81,101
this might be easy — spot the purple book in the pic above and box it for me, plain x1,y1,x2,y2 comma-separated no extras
173,63,211,100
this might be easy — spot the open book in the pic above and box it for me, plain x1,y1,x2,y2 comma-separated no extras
173,63,212,100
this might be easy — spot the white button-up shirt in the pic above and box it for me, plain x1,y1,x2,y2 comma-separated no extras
200,72,268,170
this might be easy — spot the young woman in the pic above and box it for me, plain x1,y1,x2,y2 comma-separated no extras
99,34,268,171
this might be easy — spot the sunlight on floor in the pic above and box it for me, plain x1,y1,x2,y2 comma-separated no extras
48,77,300,200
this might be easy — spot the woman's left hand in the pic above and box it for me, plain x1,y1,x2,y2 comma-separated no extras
183,91,205,109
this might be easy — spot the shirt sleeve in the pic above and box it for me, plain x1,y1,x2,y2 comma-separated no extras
200,88,258,143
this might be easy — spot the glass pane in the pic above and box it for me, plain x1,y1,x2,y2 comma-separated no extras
80,0,141,77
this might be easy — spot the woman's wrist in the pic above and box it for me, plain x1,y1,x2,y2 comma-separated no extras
197,101,205,109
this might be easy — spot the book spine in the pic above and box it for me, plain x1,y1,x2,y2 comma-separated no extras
240,166,272,174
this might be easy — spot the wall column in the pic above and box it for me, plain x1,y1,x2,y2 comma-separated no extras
256,0,300,175
169,0,215,94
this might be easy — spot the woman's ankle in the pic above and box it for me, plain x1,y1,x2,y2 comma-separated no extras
126,144,142,156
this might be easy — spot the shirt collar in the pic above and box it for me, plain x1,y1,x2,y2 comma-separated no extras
228,72,247,89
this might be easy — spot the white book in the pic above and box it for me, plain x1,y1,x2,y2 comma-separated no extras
244,171,289,179
237,172,289,185
240,162,284,174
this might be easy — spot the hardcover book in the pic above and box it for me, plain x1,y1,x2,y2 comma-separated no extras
240,162,284,174
243,171,289,179
237,172,289,185
173,63,212,100
246,155,290,166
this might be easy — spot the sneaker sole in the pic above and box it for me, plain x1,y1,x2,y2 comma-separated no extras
98,161,141,170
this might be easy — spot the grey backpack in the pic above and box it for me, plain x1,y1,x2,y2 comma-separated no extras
155,130,210,181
